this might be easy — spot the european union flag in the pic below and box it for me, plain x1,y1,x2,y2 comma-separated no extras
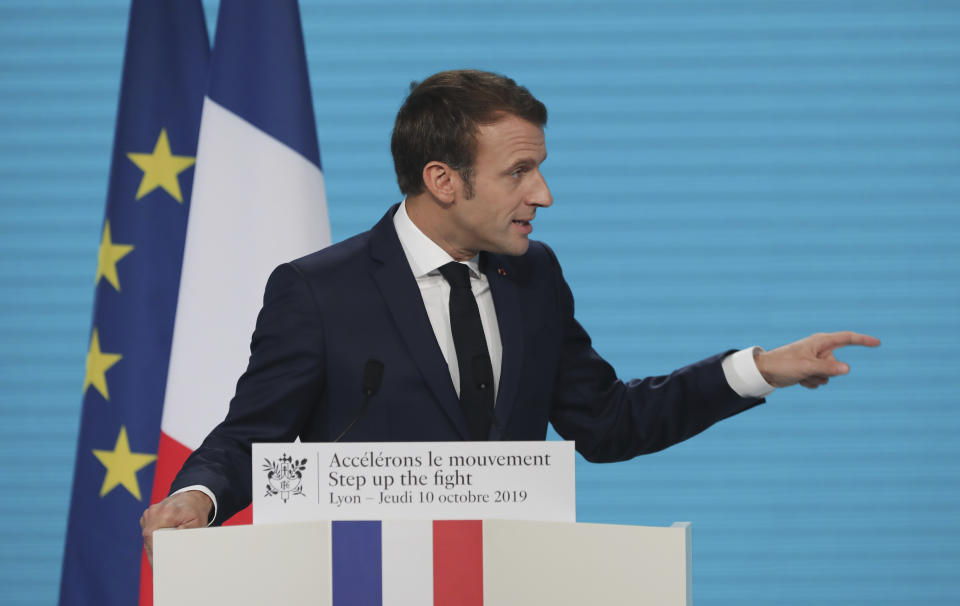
59,2,209,605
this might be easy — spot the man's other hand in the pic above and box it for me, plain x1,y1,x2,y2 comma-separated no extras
140,490,213,565
756,331,881,389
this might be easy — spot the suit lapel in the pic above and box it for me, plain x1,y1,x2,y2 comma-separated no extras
369,207,470,440
484,253,523,439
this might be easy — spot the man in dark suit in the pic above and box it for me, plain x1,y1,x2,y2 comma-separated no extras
141,70,878,558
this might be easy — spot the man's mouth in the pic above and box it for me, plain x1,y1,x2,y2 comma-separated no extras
512,219,533,234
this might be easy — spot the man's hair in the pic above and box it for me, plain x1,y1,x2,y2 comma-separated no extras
391,69,547,197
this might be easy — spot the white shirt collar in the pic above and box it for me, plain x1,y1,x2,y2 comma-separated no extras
393,200,482,279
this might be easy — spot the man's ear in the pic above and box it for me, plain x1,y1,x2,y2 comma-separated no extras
422,161,459,203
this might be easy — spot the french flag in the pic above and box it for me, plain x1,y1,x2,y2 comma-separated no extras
140,3,330,604
333,520,484,605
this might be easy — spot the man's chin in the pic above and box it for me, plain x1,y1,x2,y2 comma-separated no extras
498,238,530,257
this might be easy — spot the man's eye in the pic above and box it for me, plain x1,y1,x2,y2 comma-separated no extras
511,168,526,178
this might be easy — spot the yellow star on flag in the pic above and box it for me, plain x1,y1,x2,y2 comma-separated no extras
92,426,157,500
126,128,196,203
84,328,122,401
95,220,134,291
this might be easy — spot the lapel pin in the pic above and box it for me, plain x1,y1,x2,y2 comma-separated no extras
497,267,507,276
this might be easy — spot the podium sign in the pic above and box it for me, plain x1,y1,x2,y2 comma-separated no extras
252,441,575,523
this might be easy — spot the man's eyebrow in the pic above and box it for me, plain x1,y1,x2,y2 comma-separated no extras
506,153,547,170
503,159,534,174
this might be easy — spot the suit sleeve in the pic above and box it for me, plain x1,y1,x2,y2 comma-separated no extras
169,263,325,524
542,245,764,463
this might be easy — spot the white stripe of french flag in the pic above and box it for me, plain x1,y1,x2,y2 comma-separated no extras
382,520,433,604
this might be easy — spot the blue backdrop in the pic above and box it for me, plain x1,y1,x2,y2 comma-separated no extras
1,0,958,604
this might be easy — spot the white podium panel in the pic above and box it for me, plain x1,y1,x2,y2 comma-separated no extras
482,519,691,605
153,522,332,606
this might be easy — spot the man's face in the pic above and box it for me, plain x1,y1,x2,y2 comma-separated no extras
447,114,553,257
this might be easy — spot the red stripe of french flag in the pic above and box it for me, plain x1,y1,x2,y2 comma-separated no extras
434,521,484,606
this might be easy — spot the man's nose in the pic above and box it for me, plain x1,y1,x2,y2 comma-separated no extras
529,169,553,207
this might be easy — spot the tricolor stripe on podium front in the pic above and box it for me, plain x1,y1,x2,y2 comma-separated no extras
332,521,485,606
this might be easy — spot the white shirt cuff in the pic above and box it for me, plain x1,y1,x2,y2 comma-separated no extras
171,485,218,526
722,346,776,399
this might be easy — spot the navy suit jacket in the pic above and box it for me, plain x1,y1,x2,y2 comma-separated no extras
171,205,763,523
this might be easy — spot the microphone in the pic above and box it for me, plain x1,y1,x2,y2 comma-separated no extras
472,354,493,392
332,359,384,443
471,354,509,440
361,359,385,397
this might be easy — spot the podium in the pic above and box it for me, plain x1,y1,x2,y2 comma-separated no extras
153,519,692,605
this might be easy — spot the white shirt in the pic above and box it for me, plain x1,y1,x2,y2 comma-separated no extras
182,201,774,521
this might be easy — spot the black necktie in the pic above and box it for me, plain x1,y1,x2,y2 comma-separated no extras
438,262,493,441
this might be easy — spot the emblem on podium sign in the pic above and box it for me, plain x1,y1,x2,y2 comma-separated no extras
263,454,307,503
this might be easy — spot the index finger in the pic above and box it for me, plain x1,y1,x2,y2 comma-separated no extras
819,331,881,351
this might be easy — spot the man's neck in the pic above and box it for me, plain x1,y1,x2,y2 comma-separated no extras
405,194,477,261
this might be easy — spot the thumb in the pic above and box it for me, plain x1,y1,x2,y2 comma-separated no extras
817,359,849,377
176,517,204,530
